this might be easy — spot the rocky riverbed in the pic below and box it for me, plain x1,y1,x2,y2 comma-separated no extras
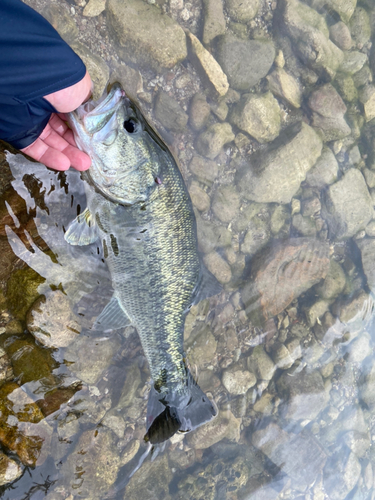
0,0,375,498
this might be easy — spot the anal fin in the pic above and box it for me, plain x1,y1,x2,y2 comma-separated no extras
93,296,131,331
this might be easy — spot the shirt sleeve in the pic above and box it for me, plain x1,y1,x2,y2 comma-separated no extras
0,0,87,149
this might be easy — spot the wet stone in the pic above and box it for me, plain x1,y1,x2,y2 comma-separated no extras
154,91,188,133
187,32,229,97
64,334,121,385
212,185,240,223
186,409,241,449
266,68,302,108
349,7,371,47
356,237,375,291
270,342,295,369
225,0,259,22
41,3,78,44
305,299,331,327
332,291,370,325
0,452,23,486
347,333,372,364
324,451,361,500
195,213,232,253
216,35,275,91
189,156,218,186
189,182,211,212
252,423,327,491
70,41,109,100
276,369,329,421
315,259,346,300
247,346,275,381
186,323,217,366
308,83,351,141
189,94,211,132
241,217,271,256
6,267,44,321
305,146,338,189
329,21,352,50
229,92,281,144
27,290,80,348
222,368,256,395
270,205,290,235
292,213,317,237
321,169,373,239
235,122,323,204
196,123,234,159
335,74,358,102
340,51,367,75
242,238,330,323
202,0,226,45
343,431,371,458
107,0,187,72
360,358,375,409
83,0,105,16
0,348,13,386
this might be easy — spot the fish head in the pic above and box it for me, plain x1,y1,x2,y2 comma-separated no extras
68,82,160,205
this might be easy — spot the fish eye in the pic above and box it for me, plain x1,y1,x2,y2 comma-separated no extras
123,118,138,134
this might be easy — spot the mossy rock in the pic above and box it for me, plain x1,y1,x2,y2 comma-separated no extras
6,267,45,320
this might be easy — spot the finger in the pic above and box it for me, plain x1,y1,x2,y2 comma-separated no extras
48,114,70,137
21,137,70,171
41,127,91,171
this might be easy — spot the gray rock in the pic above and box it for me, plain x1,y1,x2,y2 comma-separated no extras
189,94,211,132
270,204,290,235
334,74,358,102
315,259,346,300
349,7,371,47
247,346,275,381
280,0,344,80
195,212,232,253
109,60,143,101
202,0,226,45
187,32,229,97
106,0,187,72
189,156,218,186
310,0,356,24
242,238,330,323
252,423,327,491
222,368,256,395
270,342,295,369
189,182,210,212
340,51,367,75
305,299,331,326
0,348,12,385
347,333,371,363
305,146,338,188
27,291,80,348
266,68,302,108
329,21,352,50
212,185,240,223
324,451,361,500
343,431,371,458
332,291,371,325
225,0,259,22
229,92,281,144
70,41,109,100
352,64,372,88
154,91,188,133
277,369,329,421
241,217,271,256
321,169,373,239
196,123,235,159
65,335,121,385
292,214,317,237
116,361,141,409
356,237,375,291
186,409,241,449
235,122,323,204
203,251,232,284
216,35,275,91
361,358,375,409
366,220,375,237
186,323,217,366
359,85,375,122
83,0,105,17
308,83,351,141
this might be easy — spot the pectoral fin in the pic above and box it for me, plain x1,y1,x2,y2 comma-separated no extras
64,208,99,246
93,296,131,330
189,264,222,310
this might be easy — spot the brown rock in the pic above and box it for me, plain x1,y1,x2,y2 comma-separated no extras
242,238,330,323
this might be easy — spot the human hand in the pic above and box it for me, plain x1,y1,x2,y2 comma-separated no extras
21,71,93,172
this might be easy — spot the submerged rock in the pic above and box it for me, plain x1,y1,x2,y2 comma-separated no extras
247,346,275,381
189,95,211,132
324,451,361,500
27,290,80,348
242,238,330,323
235,122,323,204
0,452,23,486
252,423,326,491
216,35,275,91
6,268,44,321
202,0,226,45
229,92,281,144
308,83,351,141
356,238,375,291
266,68,302,108
187,32,229,97
276,369,329,421
70,41,109,100
212,185,240,223
187,409,241,449
222,368,256,395
106,0,187,72
349,7,371,47
41,3,78,44
225,0,259,22
321,169,373,239
305,146,338,188
186,323,217,366
329,21,352,50
83,0,105,17
126,453,172,500
154,91,188,133
196,123,234,159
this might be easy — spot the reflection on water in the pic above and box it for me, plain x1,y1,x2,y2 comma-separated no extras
0,0,375,498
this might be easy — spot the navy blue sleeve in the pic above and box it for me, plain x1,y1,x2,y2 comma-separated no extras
0,0,87,149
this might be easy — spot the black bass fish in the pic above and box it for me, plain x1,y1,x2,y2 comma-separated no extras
64,83,219,444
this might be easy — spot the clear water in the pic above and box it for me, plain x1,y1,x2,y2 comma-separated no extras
0,0,375,499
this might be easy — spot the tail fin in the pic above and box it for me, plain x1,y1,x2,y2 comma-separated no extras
145,373,217,445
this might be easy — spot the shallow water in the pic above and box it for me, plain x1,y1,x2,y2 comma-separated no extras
1,0,375,499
